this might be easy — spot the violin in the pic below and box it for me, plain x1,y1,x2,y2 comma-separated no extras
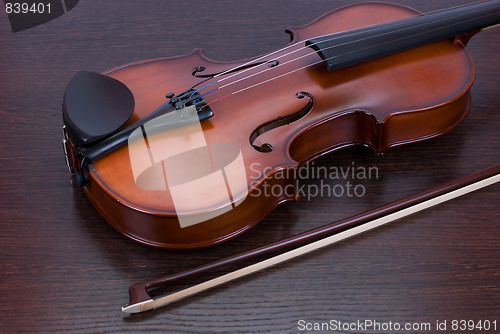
62,0,500,249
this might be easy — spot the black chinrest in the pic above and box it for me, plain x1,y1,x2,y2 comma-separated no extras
62,70,135,146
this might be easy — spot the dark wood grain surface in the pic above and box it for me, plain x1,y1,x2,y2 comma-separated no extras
0,1,498,333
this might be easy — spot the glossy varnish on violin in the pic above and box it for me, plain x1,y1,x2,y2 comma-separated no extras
78,2,477,249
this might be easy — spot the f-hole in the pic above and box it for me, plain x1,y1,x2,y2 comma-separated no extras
250,92,314,152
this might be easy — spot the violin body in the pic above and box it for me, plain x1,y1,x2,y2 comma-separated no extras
67,2,476,249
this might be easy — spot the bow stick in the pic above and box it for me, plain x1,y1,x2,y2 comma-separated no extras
122,164,499,314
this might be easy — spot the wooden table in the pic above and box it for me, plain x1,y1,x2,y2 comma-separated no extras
1,1,498,333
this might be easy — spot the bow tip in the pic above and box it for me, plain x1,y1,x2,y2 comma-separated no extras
122,299,153,314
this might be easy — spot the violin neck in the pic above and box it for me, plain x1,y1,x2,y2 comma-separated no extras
307,0,500,71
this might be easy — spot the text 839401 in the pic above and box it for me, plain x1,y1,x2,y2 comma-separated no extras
5,2,51,14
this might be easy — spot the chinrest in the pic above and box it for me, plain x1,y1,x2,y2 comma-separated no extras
62,70,135,146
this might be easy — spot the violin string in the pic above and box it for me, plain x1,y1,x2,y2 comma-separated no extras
223,8,500,92
189,33,315,94
190,39,308,97
193,0,496,106
234,12,499,95
211,0,488,86
199,9,498,111
191,0,490,94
